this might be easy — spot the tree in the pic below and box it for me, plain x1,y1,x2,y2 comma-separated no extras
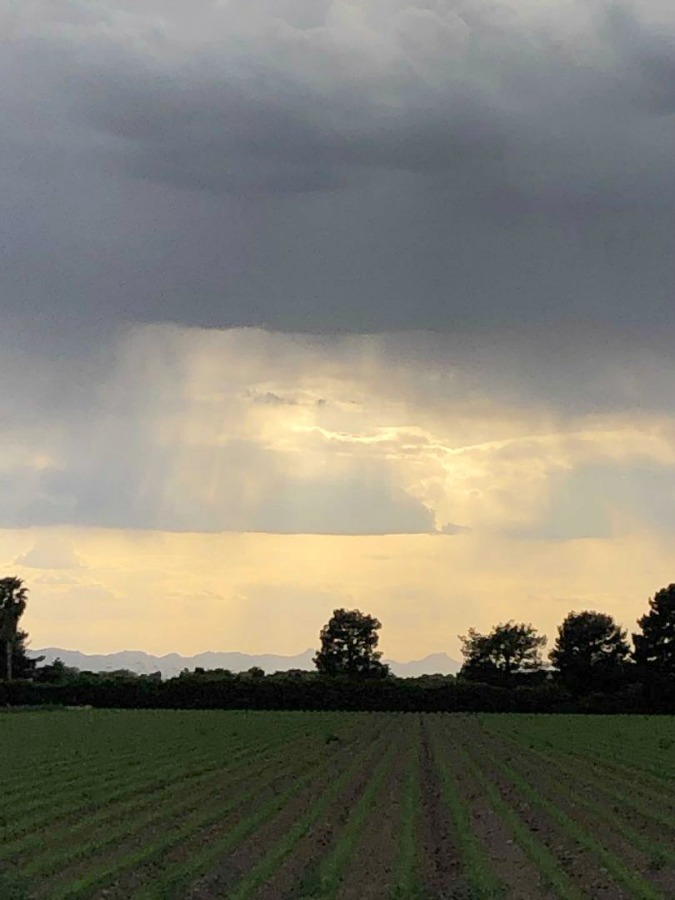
0,628,42,682
633,584,675,677
0,577,29,681
10,629,42,679
245,666,265,680
550,611,630,694
34,657,79,684
314,609,389,679
459,621,546,685
107,669,139,679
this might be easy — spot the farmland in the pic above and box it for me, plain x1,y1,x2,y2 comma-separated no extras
0,710,673,899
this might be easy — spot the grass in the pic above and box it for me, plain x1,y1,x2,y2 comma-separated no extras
481,714,675,782
487,755,664,900
47,716,372,900
455,745,583,900
0,870,29,900
226,723,398,900
1,710,673,898
426,718,505,899
0,715,325,863
298,739,401,899
21,741,306,881
392,721,424,900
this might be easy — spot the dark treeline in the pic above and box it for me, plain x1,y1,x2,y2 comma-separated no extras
1,579,674,714
1,667,673,714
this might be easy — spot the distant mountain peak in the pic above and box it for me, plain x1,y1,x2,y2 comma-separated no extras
30,647,460,678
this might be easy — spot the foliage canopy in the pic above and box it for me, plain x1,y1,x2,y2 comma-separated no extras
459,621,546,685
550,610,629,693
314,608,389,679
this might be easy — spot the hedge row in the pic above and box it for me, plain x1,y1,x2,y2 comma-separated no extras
1,674,674,714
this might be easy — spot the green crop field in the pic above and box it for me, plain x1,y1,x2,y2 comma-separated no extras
0,709,673,899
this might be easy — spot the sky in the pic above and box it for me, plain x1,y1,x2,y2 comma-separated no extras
2,0,675,661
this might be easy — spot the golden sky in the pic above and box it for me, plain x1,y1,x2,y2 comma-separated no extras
3,324,674,661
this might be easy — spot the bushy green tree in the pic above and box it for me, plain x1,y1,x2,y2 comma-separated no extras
550,611,629,694
314,608,389,679
459,621,546,685
633,584,675,677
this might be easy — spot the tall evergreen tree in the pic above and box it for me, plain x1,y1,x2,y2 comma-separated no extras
0,629,41,681
550,611,629,694
0,577,29,681
633,584,675,677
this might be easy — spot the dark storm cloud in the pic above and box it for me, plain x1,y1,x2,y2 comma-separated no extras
374,323,675,418
2,0,675,334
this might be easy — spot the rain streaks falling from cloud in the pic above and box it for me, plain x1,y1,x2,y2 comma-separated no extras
2,1,675,656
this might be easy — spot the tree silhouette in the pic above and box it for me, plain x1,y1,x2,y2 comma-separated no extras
459,621,546,685
633,584,675,677
0,577,28,681
550,610,629,694
314,608,389,679
34,656,78,684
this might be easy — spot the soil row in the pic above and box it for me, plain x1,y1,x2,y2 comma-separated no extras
16,713,674,900
446,716,675,899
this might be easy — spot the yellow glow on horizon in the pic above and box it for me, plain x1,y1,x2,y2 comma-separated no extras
3,525,671,663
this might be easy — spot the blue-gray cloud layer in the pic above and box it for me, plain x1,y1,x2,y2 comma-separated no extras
2,0,675,335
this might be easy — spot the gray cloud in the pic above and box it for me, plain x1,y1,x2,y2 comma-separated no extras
3,321,675,536
508,461,675,541
439,522,471,535
1,1,675,335
0,448,438,536
0,325,444,533
248,469,437,536
249,391,298,407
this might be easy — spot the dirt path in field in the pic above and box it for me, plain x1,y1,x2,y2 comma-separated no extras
183,717,395,900
459,718,633,899
248,719,402,899
331,717,413,900
432,716,558,900
417,715,465,898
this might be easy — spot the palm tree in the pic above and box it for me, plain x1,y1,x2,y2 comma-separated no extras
0,577,28,681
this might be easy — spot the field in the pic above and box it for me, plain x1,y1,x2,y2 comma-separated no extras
0,710,673,899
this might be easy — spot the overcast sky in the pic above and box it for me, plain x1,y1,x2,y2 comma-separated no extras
2,0,675,659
